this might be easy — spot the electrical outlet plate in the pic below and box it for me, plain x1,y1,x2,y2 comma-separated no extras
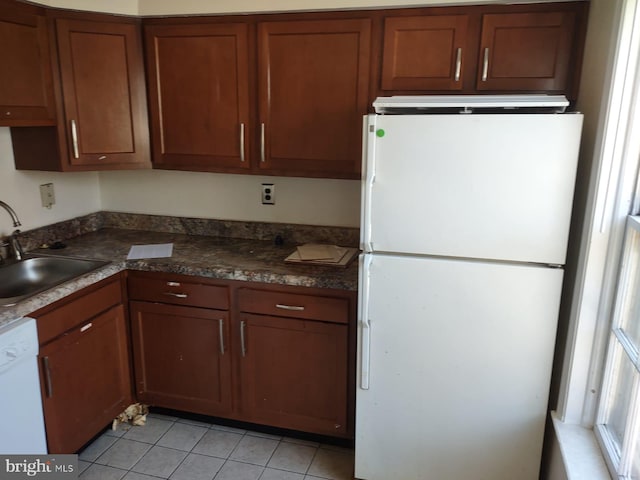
40,183,55,209
262,183,275,205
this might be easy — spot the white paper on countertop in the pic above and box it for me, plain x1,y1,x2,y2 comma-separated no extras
127,243,174,260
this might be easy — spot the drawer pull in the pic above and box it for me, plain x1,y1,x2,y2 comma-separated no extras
218,319,225,355
163,292,188,299
166,282,181,287
240,320,247,357
42,356,53,398
80,322,93,333
276,304,305,311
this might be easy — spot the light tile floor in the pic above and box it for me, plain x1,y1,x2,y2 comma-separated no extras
78,413,355,480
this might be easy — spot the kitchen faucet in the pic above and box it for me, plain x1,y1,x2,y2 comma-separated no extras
0,200,24,261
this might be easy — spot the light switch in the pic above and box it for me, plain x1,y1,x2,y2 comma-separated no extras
40,183,55,209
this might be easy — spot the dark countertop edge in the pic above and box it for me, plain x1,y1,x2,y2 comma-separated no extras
0,258,358,328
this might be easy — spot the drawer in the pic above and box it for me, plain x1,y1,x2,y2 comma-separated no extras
36,278,122,345
128,275,229,310
237,288,349,324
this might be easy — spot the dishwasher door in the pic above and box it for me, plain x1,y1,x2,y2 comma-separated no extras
0,317,47,454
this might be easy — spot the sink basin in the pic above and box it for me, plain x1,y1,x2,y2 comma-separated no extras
0,256,110,307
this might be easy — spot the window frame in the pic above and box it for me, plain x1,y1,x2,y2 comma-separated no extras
595,216,640,477
558,0,640,431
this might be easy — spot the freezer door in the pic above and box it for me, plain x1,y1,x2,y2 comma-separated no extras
355,254,563,480
361,113,583,264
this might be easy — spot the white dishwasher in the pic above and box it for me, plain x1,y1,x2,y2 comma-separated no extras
0,317,47,454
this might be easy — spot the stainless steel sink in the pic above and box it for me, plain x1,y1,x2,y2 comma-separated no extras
0,255,110,307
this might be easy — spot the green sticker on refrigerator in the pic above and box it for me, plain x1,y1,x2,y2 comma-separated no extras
376,129,385,137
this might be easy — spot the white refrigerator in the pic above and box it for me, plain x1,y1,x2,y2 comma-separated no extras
355,96,583,480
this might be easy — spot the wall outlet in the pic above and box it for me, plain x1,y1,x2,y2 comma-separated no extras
262,183,275,205
40,183,55,209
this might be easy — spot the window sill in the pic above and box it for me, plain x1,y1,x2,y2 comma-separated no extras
551,411,611,480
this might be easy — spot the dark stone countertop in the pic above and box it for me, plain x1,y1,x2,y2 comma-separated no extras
0,228,359,327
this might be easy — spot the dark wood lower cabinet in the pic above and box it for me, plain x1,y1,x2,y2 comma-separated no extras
129,301,232,416
39,304,132,453
239,313,349,436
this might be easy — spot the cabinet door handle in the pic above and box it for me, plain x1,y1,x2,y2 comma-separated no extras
240,320,247,357
454,47,462,82
70,119,80,159
481,47,489,82
275,304,305,311
218,319,225,355
239,123,245,162
260,123,266,163
42,356,53,398
166,281,181,287
163,292,188,298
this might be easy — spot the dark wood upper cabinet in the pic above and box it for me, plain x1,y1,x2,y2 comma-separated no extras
0,0,55,126
3,1,588,175
381,15,470,91
477,10,577,92
54,18,150,167
10,13,150,171
257,19,371,179
378,2,587,99
144,23,251,171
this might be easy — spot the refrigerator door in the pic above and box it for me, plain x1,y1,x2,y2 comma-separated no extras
361,113,583,265
355,253,563,480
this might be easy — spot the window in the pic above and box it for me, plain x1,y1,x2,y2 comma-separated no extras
596,216,640,478
556,0,640,477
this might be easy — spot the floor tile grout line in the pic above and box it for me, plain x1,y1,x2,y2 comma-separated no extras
259,436,283,476
226,430,248,461
304,446,321,478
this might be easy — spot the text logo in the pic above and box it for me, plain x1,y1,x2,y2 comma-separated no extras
0,456,77,479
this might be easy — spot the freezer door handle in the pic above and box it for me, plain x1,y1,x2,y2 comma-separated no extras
361,115,376,252
359,254,372,389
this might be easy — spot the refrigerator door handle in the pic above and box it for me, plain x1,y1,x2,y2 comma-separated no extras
361,115,377,252
359,254,372,390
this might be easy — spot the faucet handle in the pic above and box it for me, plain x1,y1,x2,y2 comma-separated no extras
9,230,24,261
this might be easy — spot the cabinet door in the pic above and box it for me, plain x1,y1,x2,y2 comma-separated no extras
130,301,232,416
381,15,470,91
257,19,371,179
477,11,577,92
55,18,149,167
0,1,55,126
145,23,251,171
239,313,349,436
39,305,132,453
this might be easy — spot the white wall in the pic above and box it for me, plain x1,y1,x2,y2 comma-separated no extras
137,0,569,15
99,170,361,227
0,128,100,237
32,0,572,16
